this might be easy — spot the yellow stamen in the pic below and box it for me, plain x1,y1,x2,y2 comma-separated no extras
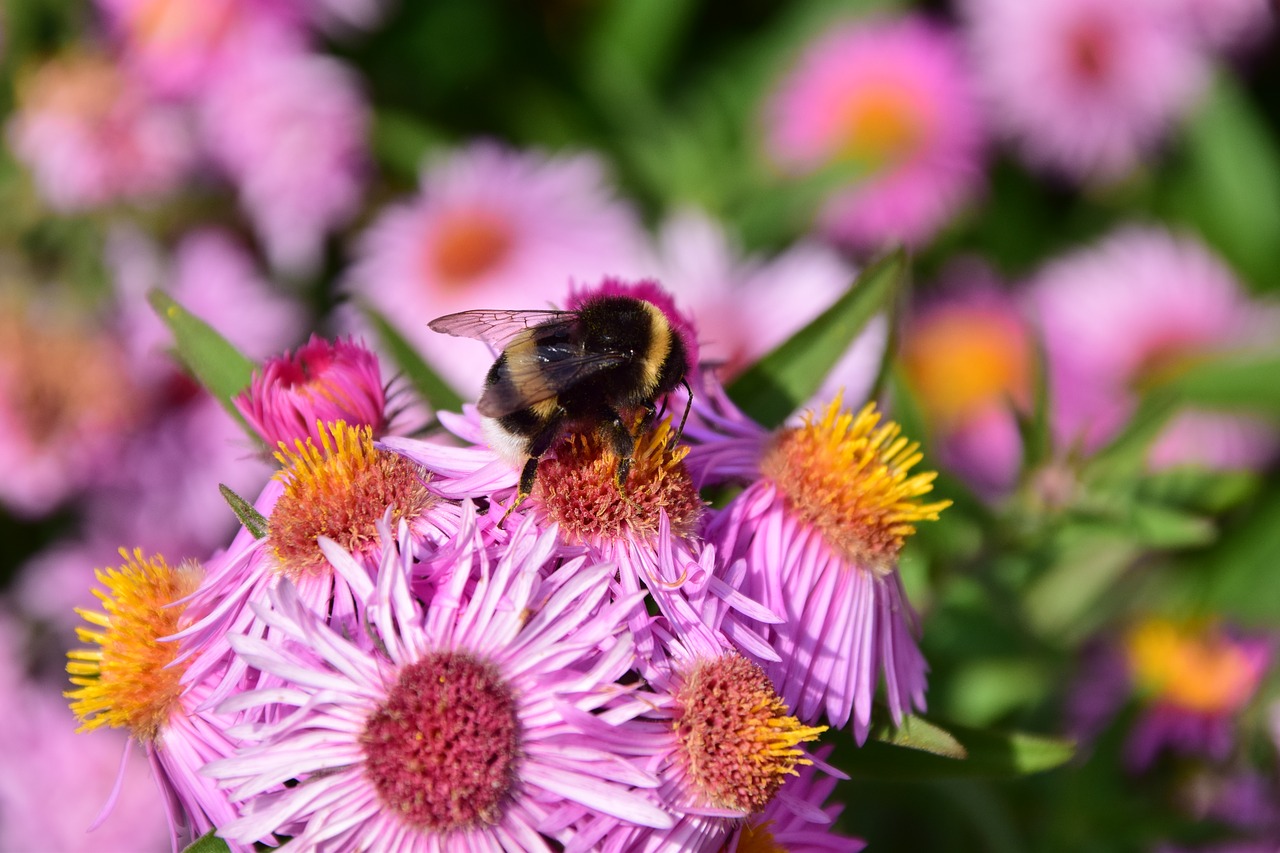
761,393,950,572
65,549,200,742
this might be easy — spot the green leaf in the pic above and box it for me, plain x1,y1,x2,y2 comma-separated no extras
871,714,967,759
1137,467,1259,515
147,290,257,438
359,302,466,414
728,249,905,428
182,830,231,853
1016,334,1052,473
370,109,448,183
849,718,1074,781
1162,351,1280,417
1166,72,1280,289
1082,391,1180,480
219,484,268,539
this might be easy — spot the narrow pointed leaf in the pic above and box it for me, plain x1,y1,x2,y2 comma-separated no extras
1083,391,1180,480
359,302,465,414
729,249,905,427
871,714,967,759
147,290,257,436
850,719,1074,781
1162,351,1280,417
220,484,268,539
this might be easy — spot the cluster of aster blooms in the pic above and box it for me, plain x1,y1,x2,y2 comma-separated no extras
66,279,949,852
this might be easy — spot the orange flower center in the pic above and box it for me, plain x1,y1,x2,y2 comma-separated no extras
837,82,929,169
427,209,515,286
1126,619,1265,715
902,306,1031,427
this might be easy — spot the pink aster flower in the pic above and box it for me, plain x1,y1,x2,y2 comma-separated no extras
204,516,672,849
643,208,886,405
763,14,985,249
568,601,835,852
0,293,139,517
901,268,1033,499
94,0,305,99
960,0,1207,181
197,48,368,274
66,549,265,850
346,141,648,397
691,384,949,741
168,421,454,708
721,746,863,853
235,335,389,448
1028,225,1279,470
6,51,193,211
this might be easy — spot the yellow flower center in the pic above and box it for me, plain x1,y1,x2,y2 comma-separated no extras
761,395,950,572
66,549,201,743
268,421,434,578
1125,619,1264,715
902,306,1031,427
837,82,929,170
674,654,826,814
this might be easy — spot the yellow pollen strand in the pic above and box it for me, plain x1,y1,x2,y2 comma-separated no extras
64,549,201,743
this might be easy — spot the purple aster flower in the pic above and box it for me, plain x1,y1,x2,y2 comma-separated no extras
345,142,648,397
691,385,949,740
1070,618,1272,773
235,335,389,448
960,0,1207,181
1027,225,1279,470
66,549,263,850
197,47,368,274
204,516,672,849
763,14,985,249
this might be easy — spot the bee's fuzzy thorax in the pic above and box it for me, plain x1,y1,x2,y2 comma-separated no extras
568,277,700,370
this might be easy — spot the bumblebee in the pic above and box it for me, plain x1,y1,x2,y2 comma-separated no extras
429,293,693,519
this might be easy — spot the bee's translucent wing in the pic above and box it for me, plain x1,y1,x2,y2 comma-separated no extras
477,344,628,418
428,309,575,351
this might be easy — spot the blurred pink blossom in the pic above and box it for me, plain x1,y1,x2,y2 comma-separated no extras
763,14,984,249
1028,225,1278,470
346,141,648,398
0,615,168,852
95,0,305,98
0,296,139,517
6,52,193,211
1170,0,1274,53
961,0,1207,181
902,275,1033,499
197,49,368,274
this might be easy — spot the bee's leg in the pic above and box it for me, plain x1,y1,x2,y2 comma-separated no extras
499,416,565,528
600,409,638,494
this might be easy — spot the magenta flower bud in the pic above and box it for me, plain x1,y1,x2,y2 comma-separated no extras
235,335,387,448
